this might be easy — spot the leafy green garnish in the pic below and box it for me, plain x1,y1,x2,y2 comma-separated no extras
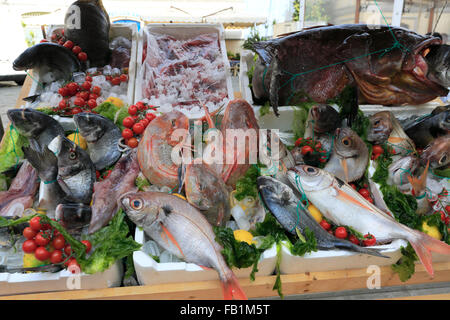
93,102,128,130
35,107,59,115
259,101,271,117
272,242,283,299
289,227,318,257
135,175,150,191
234,165,260,201
0,126,28,173
432,167,450,179
391,244,417,282
292,103,314,141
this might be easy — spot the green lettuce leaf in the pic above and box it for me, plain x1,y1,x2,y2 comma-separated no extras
0,125,28,173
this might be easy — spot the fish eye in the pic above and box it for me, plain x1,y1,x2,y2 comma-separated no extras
69,152,77,160
305,166,316,174
373,120,380,126
439,154,447,165
341,137,351,146
130,198,143,210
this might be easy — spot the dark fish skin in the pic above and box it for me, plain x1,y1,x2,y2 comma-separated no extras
252,24,448,116
7,108,65,147
420,134,450,169
309,104,340,134
88,150,140,234
404,106,450,148
64,0,111,67
12,42,80,83
73,113,122,171
55,203,92,234
257,176,388,258
367,111,393,144
425,44,450,88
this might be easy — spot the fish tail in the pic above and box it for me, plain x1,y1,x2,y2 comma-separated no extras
221,273,247,300
408,229,450,277
407,161,429,195
333,241,389,258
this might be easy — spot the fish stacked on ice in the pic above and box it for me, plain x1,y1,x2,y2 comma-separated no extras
140,32,229,116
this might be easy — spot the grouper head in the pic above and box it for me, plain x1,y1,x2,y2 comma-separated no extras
7,108,52,137
425,44,450,88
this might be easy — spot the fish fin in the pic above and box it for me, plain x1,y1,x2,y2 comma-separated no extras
177,165,185,195
408,229,450,277
22,143,57,181
269,57,281,117
407,161,429,195
387,136,406,144
252,41,276,65
336,189,374,212
23,94,41,103
221,273,247,300
199,265,212,271
333,240,389,258
200,104,216,129
160,223,185,258
340,158,349,183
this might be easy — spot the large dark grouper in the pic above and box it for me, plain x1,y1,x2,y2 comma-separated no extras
64,0,111,67
252,24,450,116
120,191,247,300
73,113,122,171
257,176,388,258
12,42,81,84
7,108,65,147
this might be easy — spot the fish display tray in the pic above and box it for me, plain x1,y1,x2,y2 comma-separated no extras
22,23,138,108
0,261,122,296
133,227,277,286
240,49,445,117
134,23,234,120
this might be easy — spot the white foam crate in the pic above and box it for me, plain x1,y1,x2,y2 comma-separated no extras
240,49,445,119
134,23,234,120
0,261,123,296
133,227,277,286
22,23,138,108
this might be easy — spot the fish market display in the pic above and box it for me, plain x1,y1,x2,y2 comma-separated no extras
89,150,140,234
0,161,39,217
73,113,122,170
140,31,229,116
258,176,387,257
137,110,189,189
120,191,247,300
12,42,81,84
7,108,65,147
324,127,369,182
64,0,110,67
287,165,450,276
251,24,449,115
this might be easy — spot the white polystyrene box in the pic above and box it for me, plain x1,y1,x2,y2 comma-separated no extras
22,23,138,108
0,261,122,296
133,227,277,286
134,23,234,120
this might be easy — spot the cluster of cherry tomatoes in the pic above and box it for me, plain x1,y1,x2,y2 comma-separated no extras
121,101,157,148
349,183,375,204
294,137,328,163
44,30,88,62
371,145,385,161
319,219,377,246
21,216,91,273
56,76,102,115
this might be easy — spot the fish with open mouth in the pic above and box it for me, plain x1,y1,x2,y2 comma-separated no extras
88,150,140,234
257,176,387,258
0,161,39,217
323,127,369,183
120,191,247,300
7,108,65,147
73,113,122,171
287,165,450,277
403,105,450,149
420,134,450,169
367,111,416,156
12,42,81,84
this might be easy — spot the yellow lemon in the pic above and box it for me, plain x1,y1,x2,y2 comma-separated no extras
105,96,124,107
172,193,186,201
67,133,87,150
233,229,256,245
422,221,442,240
307,204,323,223
23,253,48,268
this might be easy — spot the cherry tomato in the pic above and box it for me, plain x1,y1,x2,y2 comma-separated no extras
67,82,79,95
52,235,66,250
23,227,37,240
105,75,112,82
51,33,58,41
74,97,85,107
40,39,49,43
71,107,83,115
315,142,322,150
122,116,135,129
365,196,374,204
35,247,51,261
64,257,75,267
319,219,331,231
81,240,92,253
139,118,149,128
348,234,360,245
136,101,145,110
35,231,51,246
91,86,101,95
67,259,81,273
145,113,156,122
120,74,128,82
358,188,370,198
334,227,348,239
349,183,357,190
79,91,90,101
295,138,303,147
81,81,91,91
363,234,376,246
50,250,64,264
58,87,69,97
64,245,72,257
78,52,88,61
111,77,121,86
58,39,65,45
128,105,138,116
58,99,69,110
132,122,145,135
85,75,93,82
63,40,74,50
301,145,314,155
88,99,97,109
104,170,112,179
127,137,139,148
122,128,134,139
89,93,99,101
372,145,384,155
29,216,42,231
22,239,37,253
